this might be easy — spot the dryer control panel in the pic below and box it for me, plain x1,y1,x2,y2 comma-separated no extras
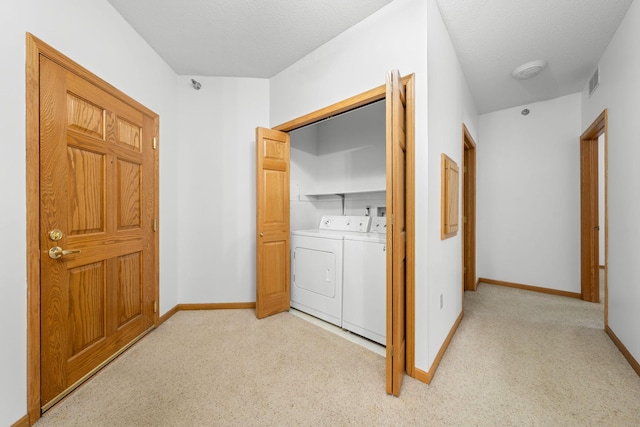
370,217,387,234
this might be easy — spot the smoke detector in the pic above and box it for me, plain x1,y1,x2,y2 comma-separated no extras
512,60,547,80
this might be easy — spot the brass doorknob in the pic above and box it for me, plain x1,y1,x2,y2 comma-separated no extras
48,246,81,259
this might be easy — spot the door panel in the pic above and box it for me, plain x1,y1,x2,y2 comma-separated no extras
40,56,155,408
68,262,106,355
256,127,291,319
117,159,142,229
386,69,407,396
580,138,599,302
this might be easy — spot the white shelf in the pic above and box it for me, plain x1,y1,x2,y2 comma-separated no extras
304,189,385,198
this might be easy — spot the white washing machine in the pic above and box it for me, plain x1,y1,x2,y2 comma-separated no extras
291,215,371,327
342,216,387,345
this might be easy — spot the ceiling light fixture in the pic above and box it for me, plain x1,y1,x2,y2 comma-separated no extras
511,60,547,80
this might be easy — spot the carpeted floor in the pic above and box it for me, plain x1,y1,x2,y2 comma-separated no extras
35,283,640,426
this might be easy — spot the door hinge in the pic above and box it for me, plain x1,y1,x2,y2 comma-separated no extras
463,216,468,223
153,219,157,232
153,300,158,313
464,166,468,173
152,137,157,150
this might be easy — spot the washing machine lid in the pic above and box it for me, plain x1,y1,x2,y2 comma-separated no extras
343,232,386,243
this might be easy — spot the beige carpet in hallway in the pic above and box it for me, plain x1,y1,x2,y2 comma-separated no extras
36,284,640,426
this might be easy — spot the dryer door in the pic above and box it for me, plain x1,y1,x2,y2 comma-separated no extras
293,247,337,298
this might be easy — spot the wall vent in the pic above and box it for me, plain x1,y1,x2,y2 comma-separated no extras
589,66,600,97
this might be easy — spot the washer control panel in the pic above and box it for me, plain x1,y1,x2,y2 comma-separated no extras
319,215,371,232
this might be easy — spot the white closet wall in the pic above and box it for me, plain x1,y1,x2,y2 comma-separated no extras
290,101,386,229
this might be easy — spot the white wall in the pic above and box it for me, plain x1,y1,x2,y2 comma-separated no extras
314,101,386,194
176,76,269,303
0,0,180,423
582,0,640,363
477,94,582,293
427,0,479,367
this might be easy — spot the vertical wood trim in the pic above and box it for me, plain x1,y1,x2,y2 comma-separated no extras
603,111,609,326
153,117,160,327
405,75,416,377
26,32,42,425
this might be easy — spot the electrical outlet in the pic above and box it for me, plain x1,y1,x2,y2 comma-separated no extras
440,294,443,309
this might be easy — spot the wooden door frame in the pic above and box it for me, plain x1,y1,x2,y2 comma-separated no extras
580,110,608,312
462,124,477,296
25,33,160,423
274,74,416,378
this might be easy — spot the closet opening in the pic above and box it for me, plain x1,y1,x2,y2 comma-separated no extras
256,72,415,395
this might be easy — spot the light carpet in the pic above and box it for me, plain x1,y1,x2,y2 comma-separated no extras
35,284,640,426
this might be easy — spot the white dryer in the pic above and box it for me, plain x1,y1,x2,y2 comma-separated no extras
291,215,371,327
342,216,387,345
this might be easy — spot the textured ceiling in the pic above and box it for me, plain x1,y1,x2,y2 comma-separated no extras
107,0,634,113
435,0,634,113
106,0,393,78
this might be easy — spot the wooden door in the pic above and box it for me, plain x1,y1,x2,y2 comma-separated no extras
255,127,291,318
39,56,156,409
462,125,477,292
385,70,407,396
580,136,600,303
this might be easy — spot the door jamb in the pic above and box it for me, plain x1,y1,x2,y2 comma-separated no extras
273,75,416,378
462,125,477,299
25,33,160,423
580,109,608,316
